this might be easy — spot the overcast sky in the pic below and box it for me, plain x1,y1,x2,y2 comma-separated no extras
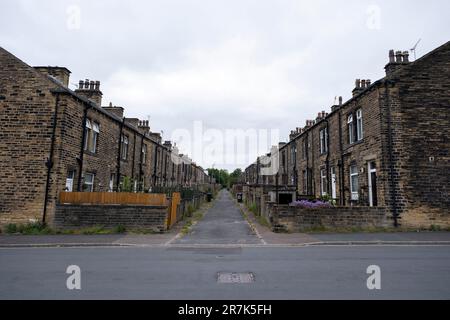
1,0,449,171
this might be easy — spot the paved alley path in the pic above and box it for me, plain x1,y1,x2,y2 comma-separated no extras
174,190,262,245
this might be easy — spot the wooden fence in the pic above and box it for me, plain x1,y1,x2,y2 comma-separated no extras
59,192,168,206
167,192,181,228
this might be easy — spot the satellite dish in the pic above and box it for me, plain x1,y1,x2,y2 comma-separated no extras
410,38,421,60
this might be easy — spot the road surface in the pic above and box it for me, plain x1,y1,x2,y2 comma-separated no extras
1,190,449,300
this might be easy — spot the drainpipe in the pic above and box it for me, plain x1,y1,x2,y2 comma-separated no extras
305,132,309,195
139,134,144,191
153,145,159,186
42,92,60,224
77,103,93,192
324,119,331,196
116,118,125,190
131,132,136,180
385,81,400,227
338,112,345,206
163,151,168,187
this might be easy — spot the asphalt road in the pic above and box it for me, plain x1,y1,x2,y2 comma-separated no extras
1,190,449,300
0,246,449,300
174,190,261,245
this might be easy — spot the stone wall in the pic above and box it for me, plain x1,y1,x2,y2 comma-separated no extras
55,204,169,233
267,204,388,233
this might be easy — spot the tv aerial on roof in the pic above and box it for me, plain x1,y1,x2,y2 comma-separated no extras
410,38,422,60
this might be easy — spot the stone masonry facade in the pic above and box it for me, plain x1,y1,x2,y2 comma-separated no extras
0,47,213,227
243,41,450,229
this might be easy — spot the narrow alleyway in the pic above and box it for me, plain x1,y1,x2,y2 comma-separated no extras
174,190,262,245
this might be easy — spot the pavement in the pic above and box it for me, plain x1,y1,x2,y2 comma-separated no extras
1,190,450,300
1,190,449,248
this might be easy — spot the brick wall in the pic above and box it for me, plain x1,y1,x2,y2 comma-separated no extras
0,47,59,225
268,204,388,233
54,204,169,233
387,43,450,226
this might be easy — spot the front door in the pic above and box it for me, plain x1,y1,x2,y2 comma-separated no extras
368,161,378,207
331,167,337,200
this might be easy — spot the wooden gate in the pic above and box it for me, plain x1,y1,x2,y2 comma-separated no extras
167,192,181,229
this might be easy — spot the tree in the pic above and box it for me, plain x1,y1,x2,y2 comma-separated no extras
207,168,230,188
229,169,243,187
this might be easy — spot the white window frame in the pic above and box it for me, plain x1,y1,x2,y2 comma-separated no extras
91,122,100,153
142,145,147,164
121,135,129,160
84,119,92,151
320,168,328,196
350,165,359,201
320,127,328,154
65,170,75,192
356,109,363,141
84,173,95,192
109,173,115,192
348,114,354,144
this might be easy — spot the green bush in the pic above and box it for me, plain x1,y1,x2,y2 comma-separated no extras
81,226,108,235
119,176,134,192
187,204,195,217
5,222,53,235
113,225,127,234
5,224,18,234
430,225,442,232
248,203,258,215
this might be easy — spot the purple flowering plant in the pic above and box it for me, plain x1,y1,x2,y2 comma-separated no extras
289,200,332,209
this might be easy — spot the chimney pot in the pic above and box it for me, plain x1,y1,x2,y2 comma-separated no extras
339,96,343,105
403,51,410,63
361,79,366,88
85,79,90,89
395,51,402,63
89,81,95,90
355,79,361,88
389,50,395,63
366,79,371,86
79,80,84,89
95,81,100,90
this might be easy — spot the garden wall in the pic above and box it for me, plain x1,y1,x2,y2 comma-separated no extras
55,204,169,233
267,203,389,232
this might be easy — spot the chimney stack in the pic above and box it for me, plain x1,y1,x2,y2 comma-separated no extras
138,120,150,135
385,49,411,75
75,79,103,106
102,103,124,119
34,66,71,87
352,79,371,96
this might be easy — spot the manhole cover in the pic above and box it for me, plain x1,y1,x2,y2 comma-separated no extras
217,272,255,283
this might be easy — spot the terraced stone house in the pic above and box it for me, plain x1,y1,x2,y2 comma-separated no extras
0,47,209,226
244,41,450,228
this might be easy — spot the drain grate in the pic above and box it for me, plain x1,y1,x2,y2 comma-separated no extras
217,272,255,284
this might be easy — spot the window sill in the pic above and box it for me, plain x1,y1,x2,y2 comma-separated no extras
84,151,98,157
345,139,365,151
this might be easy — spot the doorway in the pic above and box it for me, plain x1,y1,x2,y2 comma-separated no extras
368,161,378,207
